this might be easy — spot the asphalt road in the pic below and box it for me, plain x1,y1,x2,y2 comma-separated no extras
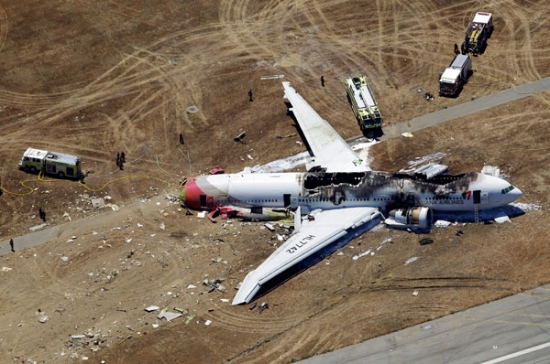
300,285,550,364
381,77,550,140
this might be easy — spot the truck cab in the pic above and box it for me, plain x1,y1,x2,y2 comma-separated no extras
439,55,472,97
19,148,48,174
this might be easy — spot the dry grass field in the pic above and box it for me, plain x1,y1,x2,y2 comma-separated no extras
0,0,549,363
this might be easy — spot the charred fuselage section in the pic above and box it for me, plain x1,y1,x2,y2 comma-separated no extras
301,170,474,210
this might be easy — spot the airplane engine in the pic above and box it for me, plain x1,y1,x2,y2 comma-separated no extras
386,207,433,232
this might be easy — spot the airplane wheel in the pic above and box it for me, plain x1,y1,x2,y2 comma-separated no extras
29,166,36,173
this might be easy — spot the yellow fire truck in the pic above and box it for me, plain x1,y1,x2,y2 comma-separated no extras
19,148,83,179
345,75,382,131
462,12,494,55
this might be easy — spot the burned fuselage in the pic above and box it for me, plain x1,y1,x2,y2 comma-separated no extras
299,170,487,212
184,168,521,224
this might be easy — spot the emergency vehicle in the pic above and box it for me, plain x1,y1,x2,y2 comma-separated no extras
345,75,382,131
462,12,494,55
19,148,83,179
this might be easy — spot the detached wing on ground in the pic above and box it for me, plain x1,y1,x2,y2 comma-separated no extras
232,207,382,305
282,81,370,173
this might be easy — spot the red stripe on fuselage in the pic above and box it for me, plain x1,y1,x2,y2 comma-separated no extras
184,177,205,210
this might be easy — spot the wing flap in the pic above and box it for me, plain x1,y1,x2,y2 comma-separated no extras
283,82,370,173
232,207,382,305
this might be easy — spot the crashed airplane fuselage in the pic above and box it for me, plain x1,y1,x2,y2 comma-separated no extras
184,169,521,229
181,81,522,305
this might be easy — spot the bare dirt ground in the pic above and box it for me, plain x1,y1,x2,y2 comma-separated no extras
0,0,549,363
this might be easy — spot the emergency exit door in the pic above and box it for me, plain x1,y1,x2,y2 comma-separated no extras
473,190,489,205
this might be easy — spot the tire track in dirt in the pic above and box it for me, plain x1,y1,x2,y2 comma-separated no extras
0,6,7,54
207,308,301,335
227,273,521,363
0,90,69,109
503,4,542,82
369,276,520,292
218,0,287,73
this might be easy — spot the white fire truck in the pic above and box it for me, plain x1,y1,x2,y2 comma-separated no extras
19,148,83,179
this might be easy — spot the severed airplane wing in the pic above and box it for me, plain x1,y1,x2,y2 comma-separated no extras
232,206,382,305
282,82,371,173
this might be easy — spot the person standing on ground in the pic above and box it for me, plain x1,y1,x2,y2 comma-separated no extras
321,75,325,87
9,238,14,252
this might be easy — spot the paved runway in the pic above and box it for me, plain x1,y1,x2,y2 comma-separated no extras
300,285,550,364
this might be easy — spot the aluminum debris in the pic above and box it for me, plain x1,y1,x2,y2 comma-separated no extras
144,306,160,312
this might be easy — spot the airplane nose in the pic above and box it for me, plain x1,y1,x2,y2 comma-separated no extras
183,177,204,209
510,186,523,202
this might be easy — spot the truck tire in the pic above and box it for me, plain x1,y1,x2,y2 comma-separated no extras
29,166,36,173
58,171,65,178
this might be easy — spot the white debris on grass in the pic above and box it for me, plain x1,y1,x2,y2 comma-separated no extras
38,313,49,323
435,220,451,228
405,256,419,265
197,211,206,218
260,74,285,80
244,151,311,173
352,249,372,261
205,320,212,326
157,311,182,322
494,211,512,223
245,139,376,174
412,291,419,296
405,152,447,169
481,165,500,177
352,237,390,260
511,202,542,212
352,140,377,168
144,306,160,312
